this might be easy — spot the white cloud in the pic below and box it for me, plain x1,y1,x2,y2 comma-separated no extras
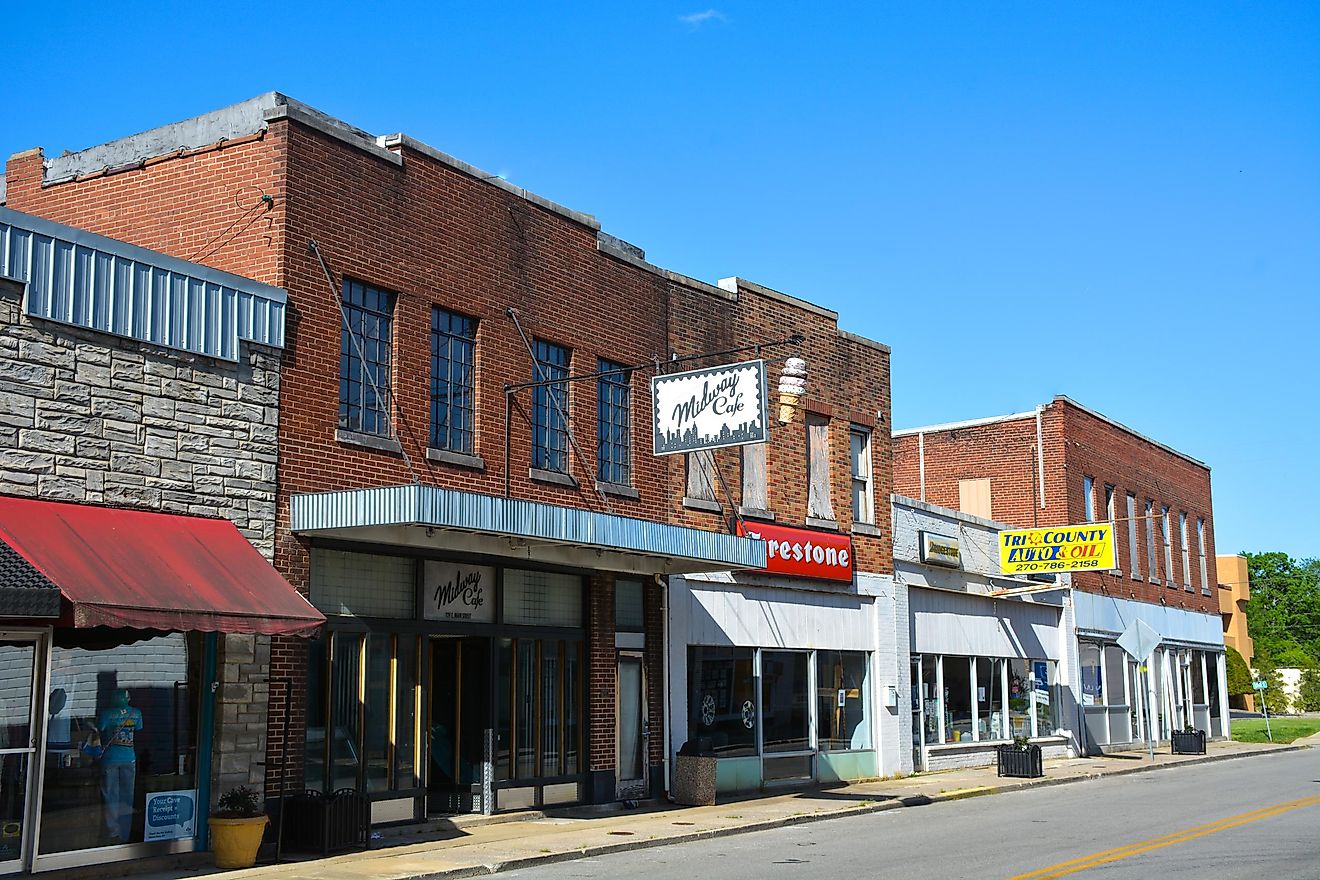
678,8,728,28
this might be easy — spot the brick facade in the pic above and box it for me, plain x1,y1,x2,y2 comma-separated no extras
893,396,1218,615
6,93,892,805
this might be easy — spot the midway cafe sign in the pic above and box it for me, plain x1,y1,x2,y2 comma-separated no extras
999,524,1116,576
736,521,854,583
424,561,495,623
652,359,769,455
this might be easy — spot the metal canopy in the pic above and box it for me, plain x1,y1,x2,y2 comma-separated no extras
291,484,766,575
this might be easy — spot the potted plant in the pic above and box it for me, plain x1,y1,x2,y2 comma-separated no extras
1170,724,1206,755
208,785,268,869
996,735,1044,778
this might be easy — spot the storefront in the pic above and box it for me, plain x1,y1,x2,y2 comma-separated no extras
0,496,323,874
1073,592,1228,753
894,496,1078,772
290,484,763,821
669,522,904,794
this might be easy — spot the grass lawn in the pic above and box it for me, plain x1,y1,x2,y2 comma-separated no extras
1231,716,1320,743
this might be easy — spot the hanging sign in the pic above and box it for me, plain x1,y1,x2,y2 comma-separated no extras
144,790,196,842
652,359,769,455
423,561,495,623
919,532,961,568
736,521,853,583
999,524,1116,575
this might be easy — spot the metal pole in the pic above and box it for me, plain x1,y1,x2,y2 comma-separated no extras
1261,687,1273,742
1144,664,1155,763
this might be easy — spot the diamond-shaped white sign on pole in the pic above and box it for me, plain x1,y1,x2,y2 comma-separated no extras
1117,618,1162,662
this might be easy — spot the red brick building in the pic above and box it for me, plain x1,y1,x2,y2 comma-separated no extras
893,396,1230,751
5,93,892,819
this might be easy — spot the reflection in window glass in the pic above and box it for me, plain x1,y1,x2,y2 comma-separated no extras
614,580,644,632
515,640,536,780
304,638,328,792
564,644,581,776
39,632,200,854
943,657,972,743
1080,643,1102,706
1033,660,1057,735
330,634,362,791
495,639,512,781
976,658,1006,741
1104,646,1127,705
921,658,940,745
687,647,756,757
1008,659,1032,738
761,652,809,753
816,651,870,750
364,635,391,792
541,643,560,777
395,636,417,790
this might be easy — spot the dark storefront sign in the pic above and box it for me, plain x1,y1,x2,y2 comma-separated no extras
736,522,853,583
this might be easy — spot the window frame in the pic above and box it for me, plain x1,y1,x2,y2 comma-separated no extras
1127,493,1141,578
531,339,571,474
1083,476,1095,522
1179,511,1191,590
429,307,478,454
1197,518,1209,594
849,425,874,526
1145,499,1158,582
1162,505,1174,587
339,278,396,437
596,359,632,486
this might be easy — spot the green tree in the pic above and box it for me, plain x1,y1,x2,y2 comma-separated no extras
1225,646,1253,697
1241,552,1320,664
1299,669,1320,713
1255,655,1293,715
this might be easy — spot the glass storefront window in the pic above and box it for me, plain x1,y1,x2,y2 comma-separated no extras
1033,660,1057,735
687,647,756,757
921,658,939,744
614,580,644,632
1191,651,1207,703
396,636,418,790
304,637,328,791
496,637,583,783
503,570,583,627
364,635,391,791
1104,646,1127,705
1080,643,1102,706
816,651,870,751
760,652,809,753
943,657,973,743
39,632,200,854
330,633,362,792
975,658,1006,741
1008,659,1032,739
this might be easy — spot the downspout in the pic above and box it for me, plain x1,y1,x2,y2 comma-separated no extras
1035,405,1046,510
658,573,671,797
918,432,926,502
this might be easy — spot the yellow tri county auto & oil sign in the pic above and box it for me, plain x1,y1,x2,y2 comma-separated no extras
999,524,1116,575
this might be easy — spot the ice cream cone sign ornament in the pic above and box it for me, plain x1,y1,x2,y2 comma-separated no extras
778,357,807,423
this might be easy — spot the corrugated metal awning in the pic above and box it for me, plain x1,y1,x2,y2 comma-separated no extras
291,484,765,575
0,496,324,635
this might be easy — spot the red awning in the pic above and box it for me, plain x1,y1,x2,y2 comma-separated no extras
0,496,324,636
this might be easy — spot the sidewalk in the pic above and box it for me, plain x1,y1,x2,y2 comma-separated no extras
152,739,1309,880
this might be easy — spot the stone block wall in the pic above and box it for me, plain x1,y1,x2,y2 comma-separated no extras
0,278,282,804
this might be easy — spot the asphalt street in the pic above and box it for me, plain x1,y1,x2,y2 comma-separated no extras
502,749,1320,880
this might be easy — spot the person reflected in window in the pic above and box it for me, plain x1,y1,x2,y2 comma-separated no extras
97,689,142,842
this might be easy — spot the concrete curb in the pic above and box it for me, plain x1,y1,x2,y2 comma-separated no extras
412,744,1311,878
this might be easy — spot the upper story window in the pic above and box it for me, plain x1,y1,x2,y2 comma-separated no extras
532,339,570,473
741,443,769,513
1083,476,1096,522
596,359,631,486
1127,493,1140,577
340,279,395,437
850,426,874,525
430,308,477,453
1144,499,1158,581
1104,484,1116,523
1179,511,1191,590
686,451,717,503
806,415,835,523
1197,518,1209,594
1161,505,1174,586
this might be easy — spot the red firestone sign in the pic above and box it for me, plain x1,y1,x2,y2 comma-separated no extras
736,521,854,583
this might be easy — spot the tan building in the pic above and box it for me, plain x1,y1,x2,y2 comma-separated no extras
1217,554,1254,710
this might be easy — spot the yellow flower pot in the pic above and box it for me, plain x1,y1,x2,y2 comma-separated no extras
208,815,269,869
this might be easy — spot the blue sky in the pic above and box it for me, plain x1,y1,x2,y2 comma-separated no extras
4,3,1317,558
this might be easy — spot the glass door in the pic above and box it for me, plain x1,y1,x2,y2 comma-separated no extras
615,652,647,800
760,651,812,783
0,635,42,874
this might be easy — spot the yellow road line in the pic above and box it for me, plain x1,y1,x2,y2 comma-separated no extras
1008,794,1320,880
